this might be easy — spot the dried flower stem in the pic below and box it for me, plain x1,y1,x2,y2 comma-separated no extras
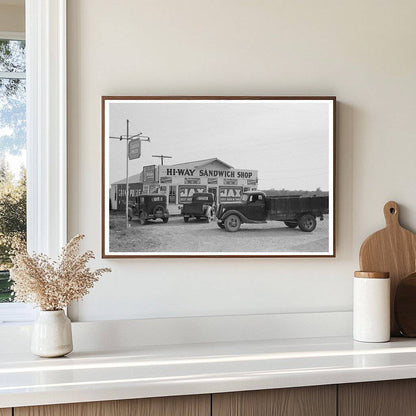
10,235,111,310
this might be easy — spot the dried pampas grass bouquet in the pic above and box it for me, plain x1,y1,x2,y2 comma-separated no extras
10,234,111,311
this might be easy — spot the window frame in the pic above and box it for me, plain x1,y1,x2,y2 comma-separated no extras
0,0,67,323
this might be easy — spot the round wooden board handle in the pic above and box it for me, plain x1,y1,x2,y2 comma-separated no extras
384,201,400,228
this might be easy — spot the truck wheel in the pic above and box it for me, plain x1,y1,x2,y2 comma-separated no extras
184,216,189,223
163,217,168,223
298,214,316,232
205,207,214,223
139,212,147,225
224,214,241,232
217,222,225,229
284,221,298,229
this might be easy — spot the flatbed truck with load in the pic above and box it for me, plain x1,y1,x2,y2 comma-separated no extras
216,191,329,232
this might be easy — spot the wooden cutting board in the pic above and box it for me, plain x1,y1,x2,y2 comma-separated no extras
359,201,416,335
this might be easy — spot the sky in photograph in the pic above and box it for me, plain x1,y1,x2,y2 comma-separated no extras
108,100,331,191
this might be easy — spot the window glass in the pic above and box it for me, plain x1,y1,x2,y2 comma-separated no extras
0,39,26,303
0,40,26,73
169,185,176,204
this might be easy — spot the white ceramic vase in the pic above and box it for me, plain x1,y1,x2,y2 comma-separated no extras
31,310,73,358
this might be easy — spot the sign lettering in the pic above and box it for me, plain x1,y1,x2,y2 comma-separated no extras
219,186,243,202
160,176,172,184
143,165,156,182
128,139,141,160
223,178,238,186
178,185,207,203
160,166,257,180
184,177,201,185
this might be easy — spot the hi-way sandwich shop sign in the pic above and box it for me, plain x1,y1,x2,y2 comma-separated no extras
159,166,257,180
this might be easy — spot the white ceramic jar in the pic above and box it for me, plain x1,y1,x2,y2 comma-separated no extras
353,271,390,343
31,310,73,357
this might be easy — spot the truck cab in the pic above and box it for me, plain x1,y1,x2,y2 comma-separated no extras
240,192,268,222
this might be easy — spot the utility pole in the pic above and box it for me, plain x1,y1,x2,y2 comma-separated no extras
152,154,173,166
110,120,150,229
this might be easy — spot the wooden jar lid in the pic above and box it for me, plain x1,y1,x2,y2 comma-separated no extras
354,271,390,279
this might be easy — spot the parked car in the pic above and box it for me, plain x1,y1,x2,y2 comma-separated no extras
216,191,328,232
128,194,169,225
181,192,215,223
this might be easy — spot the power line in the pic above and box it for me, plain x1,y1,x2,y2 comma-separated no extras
152,154,173,165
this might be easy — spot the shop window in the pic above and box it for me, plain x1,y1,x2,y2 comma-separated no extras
169,185,176,204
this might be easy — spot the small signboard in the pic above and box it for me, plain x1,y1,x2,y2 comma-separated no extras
184,177,201,185
219,186,243,202
160,176,172,184
149,185,159,194
178,185,207,203
128,139,141,160
143,165,156,182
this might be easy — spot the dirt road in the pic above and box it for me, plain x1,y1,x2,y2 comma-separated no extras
109,212,329,254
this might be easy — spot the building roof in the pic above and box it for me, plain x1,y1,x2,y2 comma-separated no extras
169,158,233,169
112,173,141,185
111,158,235,185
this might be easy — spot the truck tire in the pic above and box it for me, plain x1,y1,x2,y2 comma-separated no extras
224,214,241,232
205,207,214,223
162,217,168,223
298,214,316,232
284,221,298,228
184,216,189,223
139,211,147,225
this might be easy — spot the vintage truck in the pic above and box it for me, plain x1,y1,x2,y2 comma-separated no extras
180,192,215,223
216,191,329,232
128,194,169,225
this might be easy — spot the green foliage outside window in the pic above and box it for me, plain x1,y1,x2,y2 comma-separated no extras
0,39,27,302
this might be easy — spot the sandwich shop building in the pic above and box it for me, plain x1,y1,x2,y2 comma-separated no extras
110,158,258,215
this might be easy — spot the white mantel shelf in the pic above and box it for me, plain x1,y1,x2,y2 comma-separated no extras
2,336,416,409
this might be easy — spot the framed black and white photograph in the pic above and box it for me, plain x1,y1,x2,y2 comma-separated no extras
102,96,335,258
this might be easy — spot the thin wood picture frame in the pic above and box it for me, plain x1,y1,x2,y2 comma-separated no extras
102,96,336,258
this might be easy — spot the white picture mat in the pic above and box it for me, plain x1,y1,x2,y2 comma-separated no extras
103,98,334,257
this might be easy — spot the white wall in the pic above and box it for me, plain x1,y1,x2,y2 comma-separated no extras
67,0,416,322
0,3,25,33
